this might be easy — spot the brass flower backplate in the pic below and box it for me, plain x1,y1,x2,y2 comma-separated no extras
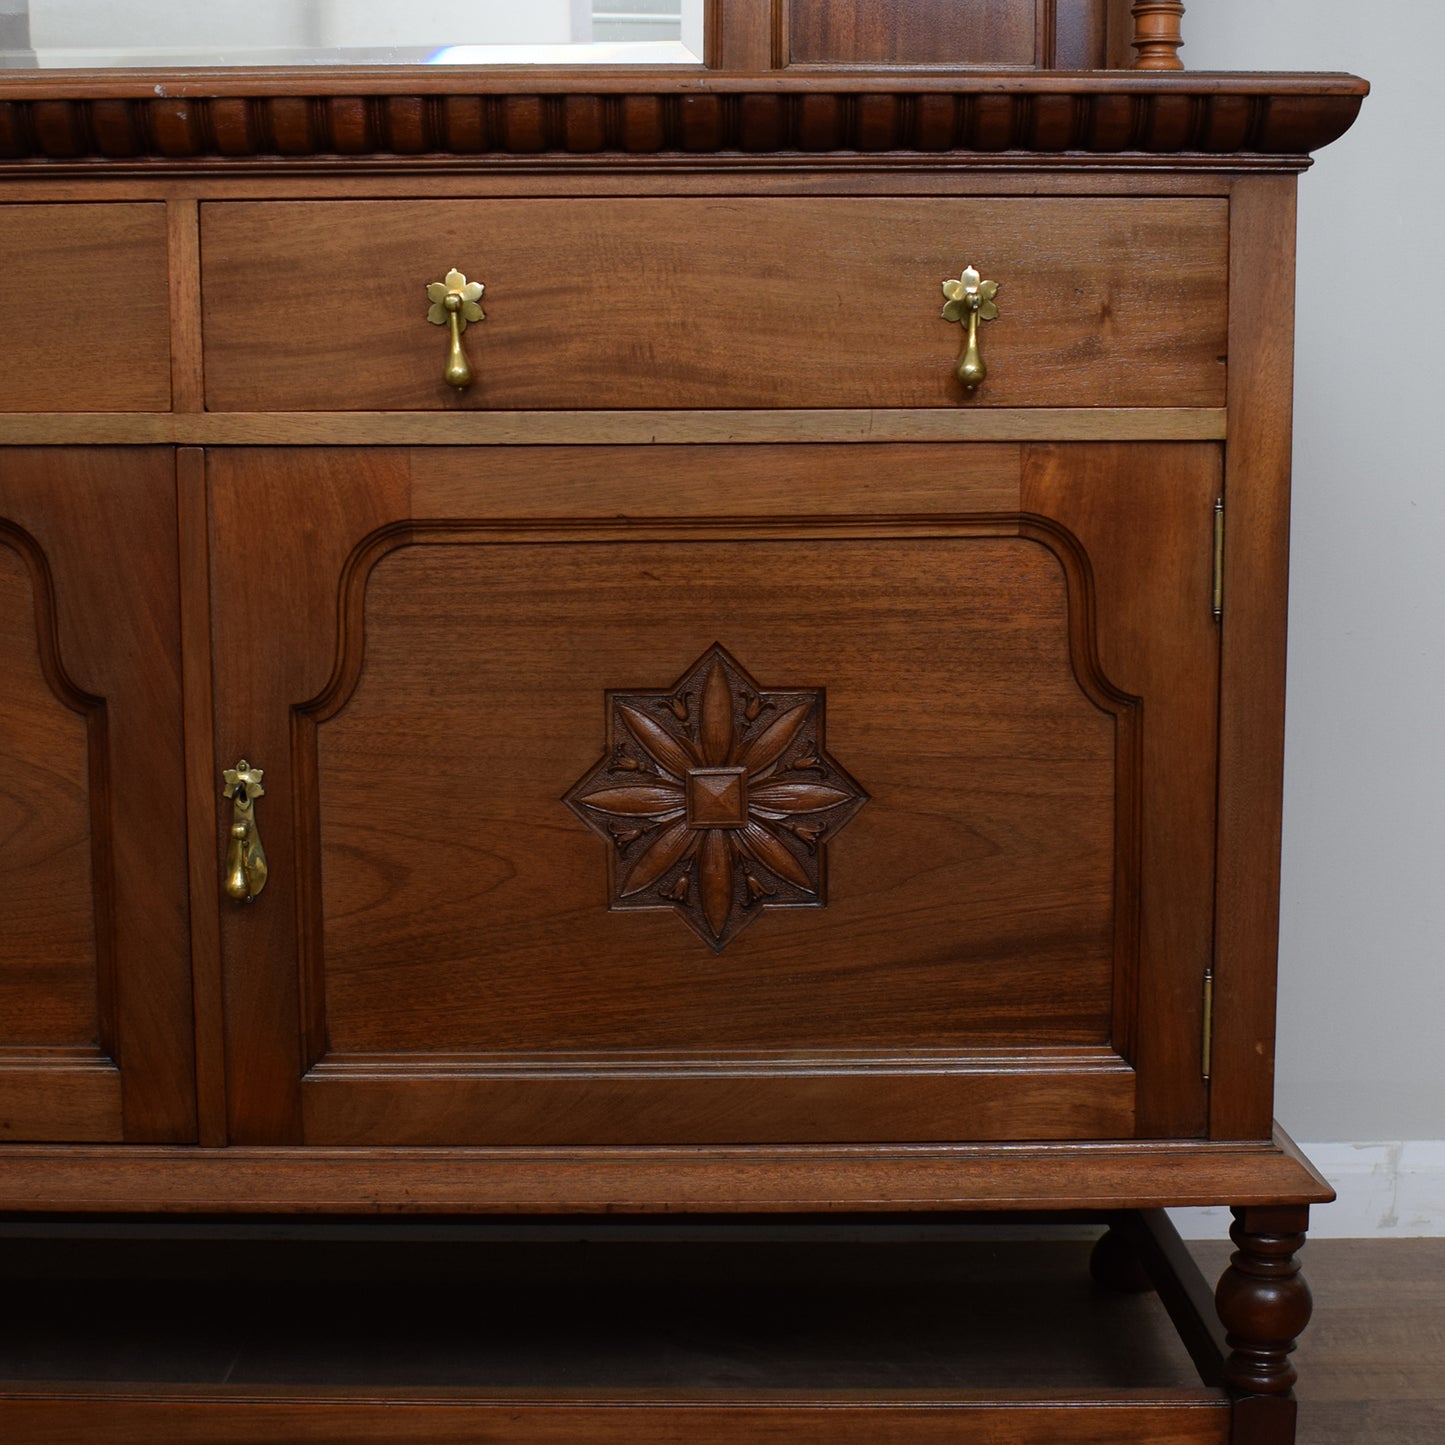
564,644,869,952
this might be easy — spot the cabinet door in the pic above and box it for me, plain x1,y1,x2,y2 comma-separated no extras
211,442,1218,1146
0,449,195,1142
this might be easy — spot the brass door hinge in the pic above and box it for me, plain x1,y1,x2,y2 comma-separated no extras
1202,967,1215,1082
1212,498,1225,622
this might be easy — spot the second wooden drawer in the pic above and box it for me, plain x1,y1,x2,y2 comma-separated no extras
200,196,1227,412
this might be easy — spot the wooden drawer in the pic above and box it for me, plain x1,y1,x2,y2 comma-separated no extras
200,197,1227,412
0,205,172,412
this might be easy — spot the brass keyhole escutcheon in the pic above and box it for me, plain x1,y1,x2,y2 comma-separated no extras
941,266,1001,394
426,267,485,390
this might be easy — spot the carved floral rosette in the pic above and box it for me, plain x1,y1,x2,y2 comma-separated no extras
564,644,868,951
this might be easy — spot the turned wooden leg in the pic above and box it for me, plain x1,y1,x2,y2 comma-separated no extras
1214,1205,1312,1444
1089,1219,1154,1293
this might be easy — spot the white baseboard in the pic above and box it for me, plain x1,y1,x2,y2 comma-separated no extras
1171,1140,1445,1239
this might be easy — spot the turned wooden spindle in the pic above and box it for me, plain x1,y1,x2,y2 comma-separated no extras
1131,1,1185,71
1214,1207,1314,1400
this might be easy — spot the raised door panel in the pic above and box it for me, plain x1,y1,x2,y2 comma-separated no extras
0,449,195,1142
212,442,1217,1147
200,198,1227,413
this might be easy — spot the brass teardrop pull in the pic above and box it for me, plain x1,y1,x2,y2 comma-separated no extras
425,267,485,391
940,265,1001,394
222,759,268,903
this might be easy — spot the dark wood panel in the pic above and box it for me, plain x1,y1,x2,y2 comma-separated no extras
408,443,1024,519
0,1056,121,1142
1210,177,1298,1142
201,198,1227,412
0,205,170,412
789,0,1039,66
301,1062,1135,1147
209,449,412,1145
0,536,97,1049
311,536,1118,1056
0,449,194,1142
1023,442,1221,1139
0,1396,1229,1444
0,1132,1336,1213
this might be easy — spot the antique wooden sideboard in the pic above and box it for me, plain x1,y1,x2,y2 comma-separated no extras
0,0,1366,1438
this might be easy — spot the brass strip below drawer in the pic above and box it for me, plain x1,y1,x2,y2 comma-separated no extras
0,409,1227,447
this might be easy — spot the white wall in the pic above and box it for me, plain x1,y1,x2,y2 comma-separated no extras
1185,4,1445,1144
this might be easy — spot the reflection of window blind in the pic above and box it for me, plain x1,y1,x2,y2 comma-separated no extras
593,0,681,43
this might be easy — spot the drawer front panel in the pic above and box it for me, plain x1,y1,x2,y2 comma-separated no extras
200,197,1227,412
0,205,172,413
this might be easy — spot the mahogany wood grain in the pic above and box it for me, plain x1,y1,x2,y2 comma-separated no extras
302,1065,1136,1148
0,450,194,1143
207,438,1230,1148
166,200,205,414
0,1058,121,1143
1210,177,1298,1143
0,1132,1333,1214
713,0,778,68
1105,0,1136,68
177,449,226,1147
1055,0,1112,70
0,205,170,413
214,447,1138,1145
0,172,1241,204
0,409,1231,448
0,538,97,1051
788,0,1039,67
208,449,410,1144
406,443,1023,519
1023,442,1221,1139
0,1395,1230,1443
1130,2,1186,72
200,197,1228,412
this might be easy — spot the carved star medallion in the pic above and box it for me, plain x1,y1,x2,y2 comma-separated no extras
564,644,868,951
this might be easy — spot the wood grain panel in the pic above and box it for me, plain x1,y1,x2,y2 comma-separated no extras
0,1396,1230,1444
789,0,1039,66
1210,177,1299,1142
310,536,1117,1057
297,528,1129,1144
200,198,1227,413
0,449,194,1142
1023,443,1222,1139
0,534,99,1049
0,1131,1337,1214
302,1061,1136,1147
408,443,1024,519
0,1054,121,1142
0,205,170,412
209,449,412,1144
0,410,1231,448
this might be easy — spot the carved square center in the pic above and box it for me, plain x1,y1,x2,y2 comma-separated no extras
686,768,748,829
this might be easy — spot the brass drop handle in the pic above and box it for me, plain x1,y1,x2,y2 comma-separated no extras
940,265,1001,393
222,759,268,903
425,267,485,390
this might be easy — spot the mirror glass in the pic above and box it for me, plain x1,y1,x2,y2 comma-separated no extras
0,1,706,68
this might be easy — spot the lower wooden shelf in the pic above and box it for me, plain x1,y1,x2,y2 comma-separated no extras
0,1225,1237,1443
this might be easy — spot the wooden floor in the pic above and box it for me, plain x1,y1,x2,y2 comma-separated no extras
1190,1238,1445,1444
0,1232,1439,1441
